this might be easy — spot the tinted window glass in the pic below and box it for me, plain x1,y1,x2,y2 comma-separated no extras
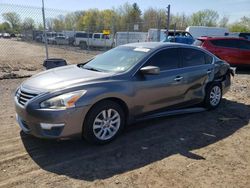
204,53,213,64
210,39,239,48
102,35,110,39
182,48,207,67
239,33,250,40
94,34,100,39
75,33,92,38
239,40,250,50
145,48,179,71
75,33,86,38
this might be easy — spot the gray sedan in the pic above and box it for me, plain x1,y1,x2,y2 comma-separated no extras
14,42,233,144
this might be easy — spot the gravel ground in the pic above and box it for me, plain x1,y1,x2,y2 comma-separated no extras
0,38,100,79
0,39,249,188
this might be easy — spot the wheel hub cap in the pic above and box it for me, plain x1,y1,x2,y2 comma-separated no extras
93,109,121,140
210,86,221,106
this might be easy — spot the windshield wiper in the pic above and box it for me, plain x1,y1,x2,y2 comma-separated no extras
82,66,102,72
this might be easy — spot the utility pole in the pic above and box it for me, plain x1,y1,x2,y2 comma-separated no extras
42,0,49,59
166,4,171,38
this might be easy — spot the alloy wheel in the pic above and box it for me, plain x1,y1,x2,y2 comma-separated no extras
93,109,121,140
209,85,221,106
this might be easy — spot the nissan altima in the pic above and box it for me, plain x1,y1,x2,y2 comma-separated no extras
15,42,233,144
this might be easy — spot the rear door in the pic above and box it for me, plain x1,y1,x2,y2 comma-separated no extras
238,40,250,65
179,47,214,103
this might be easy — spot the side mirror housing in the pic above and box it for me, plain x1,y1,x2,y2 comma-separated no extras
140,66,160,75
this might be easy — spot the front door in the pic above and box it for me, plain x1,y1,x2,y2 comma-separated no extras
132,48,186,115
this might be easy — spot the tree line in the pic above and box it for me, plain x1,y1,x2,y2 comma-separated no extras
1,2,250,34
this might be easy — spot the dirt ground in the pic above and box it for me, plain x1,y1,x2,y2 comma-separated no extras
0,39,250,188
0,38,99,79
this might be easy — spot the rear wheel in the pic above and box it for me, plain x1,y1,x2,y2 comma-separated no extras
83,100,125,144
204,82,222,110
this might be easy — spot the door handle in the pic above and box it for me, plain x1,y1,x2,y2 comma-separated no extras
207,69,212,74
174,76,183,81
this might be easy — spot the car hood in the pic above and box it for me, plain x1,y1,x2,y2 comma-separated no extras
22,65,114,92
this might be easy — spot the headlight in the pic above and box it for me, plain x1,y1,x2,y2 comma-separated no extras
40,90,86,109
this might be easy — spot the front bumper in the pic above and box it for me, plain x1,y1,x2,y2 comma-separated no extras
15,97,90,139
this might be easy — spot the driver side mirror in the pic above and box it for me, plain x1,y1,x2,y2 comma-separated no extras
140,66,160,75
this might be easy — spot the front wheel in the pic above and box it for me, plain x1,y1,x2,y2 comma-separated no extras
204,82,222,110
83,100,125,144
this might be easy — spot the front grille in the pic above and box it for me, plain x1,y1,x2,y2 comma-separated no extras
16,88,38,106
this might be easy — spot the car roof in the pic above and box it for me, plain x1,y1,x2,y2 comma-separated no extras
122,42,190,49
197,36,247,41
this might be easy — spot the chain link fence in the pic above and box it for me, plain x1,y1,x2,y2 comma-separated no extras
0,3,164,79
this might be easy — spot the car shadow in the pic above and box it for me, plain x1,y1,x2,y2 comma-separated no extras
235,67,250,74
21,99,250,181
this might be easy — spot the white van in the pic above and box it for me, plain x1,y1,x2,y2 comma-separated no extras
185,26,229,39
114,32,148,47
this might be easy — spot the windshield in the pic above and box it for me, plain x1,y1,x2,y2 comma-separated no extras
82,46,150,73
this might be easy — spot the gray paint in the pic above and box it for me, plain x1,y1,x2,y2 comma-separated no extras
14,42,232,139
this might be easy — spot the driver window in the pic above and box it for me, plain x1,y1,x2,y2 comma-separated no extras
145,48,180,71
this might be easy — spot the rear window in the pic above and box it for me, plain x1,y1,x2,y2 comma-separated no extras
210,39,239,48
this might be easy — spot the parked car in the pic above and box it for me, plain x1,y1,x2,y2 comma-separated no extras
54,36,69,45
14,42,233,144
2,33,11,38
42,32,57,43
186,26,229,39
194,37,250,66
35,35,43,42
162,31,194,44
10,33,16,38
147,28,194,44
74,32,113,49
0,33,2,38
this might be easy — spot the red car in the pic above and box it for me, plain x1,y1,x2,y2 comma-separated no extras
194,37,250,66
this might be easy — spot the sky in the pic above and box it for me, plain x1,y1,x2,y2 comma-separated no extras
0,0,250,23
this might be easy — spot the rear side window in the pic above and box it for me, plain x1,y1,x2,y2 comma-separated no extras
210,39,239,48
239,40,250,50
75,33,86,38
75,33,92,38
94,34,101,39
145,48,180,71
181,48,209,67
204,53,213,64
239,33,250,40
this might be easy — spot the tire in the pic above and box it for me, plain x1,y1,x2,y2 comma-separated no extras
204,82,222,110
83,100,125,144
80,42,87,49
